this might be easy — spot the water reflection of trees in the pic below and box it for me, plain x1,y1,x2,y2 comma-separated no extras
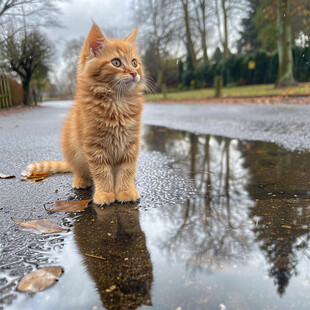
74,204,153,310
242,141,310,295
143,125,310,295
142,126,255,272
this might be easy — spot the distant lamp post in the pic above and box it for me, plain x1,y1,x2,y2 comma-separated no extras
246,43,251,51
248,61,256,70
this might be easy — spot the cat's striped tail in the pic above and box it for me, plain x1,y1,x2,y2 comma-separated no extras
27,161,72,174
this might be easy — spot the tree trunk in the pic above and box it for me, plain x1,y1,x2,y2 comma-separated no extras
200,0,209,62
276,0,298,88
22,75,32,105
157,67,163,91
221,0,230,59
182,0,197,68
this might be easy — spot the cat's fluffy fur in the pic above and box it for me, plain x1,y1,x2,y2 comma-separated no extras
27,22,144,205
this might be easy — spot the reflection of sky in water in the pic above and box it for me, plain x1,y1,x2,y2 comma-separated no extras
7,125,310,310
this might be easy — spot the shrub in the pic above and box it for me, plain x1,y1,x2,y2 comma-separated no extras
180,47,309,88
293,46,310,82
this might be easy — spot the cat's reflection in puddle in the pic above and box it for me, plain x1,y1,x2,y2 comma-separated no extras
74,203,153,309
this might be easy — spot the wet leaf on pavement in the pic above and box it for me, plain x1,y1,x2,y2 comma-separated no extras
0,173,16,179
21,171,52,182
11,218,68,234
47,200,91,212
17,267,63,293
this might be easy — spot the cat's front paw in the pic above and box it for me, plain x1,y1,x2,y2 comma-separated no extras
93,191,116,205
116,188,140,203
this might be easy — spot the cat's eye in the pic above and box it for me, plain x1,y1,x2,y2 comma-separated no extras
112,59,121,67
132,59,138,67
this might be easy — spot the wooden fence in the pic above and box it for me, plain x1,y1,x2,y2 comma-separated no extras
0,75,12,109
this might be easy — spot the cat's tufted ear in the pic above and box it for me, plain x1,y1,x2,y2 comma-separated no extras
87,21,108,56
123,25,138,45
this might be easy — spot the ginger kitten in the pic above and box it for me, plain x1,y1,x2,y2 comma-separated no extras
27,22,144,205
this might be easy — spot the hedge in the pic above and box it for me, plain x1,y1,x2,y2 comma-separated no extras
181,46,310,88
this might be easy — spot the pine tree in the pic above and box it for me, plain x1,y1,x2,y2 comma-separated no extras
237,0,260,54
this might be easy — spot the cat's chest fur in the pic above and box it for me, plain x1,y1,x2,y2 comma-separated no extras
80,97,141,159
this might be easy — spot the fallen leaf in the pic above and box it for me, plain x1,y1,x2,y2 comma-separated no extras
0,173,16,179
47,200,91,212
21,171,52,182
11,218,67,234
17,267,63,293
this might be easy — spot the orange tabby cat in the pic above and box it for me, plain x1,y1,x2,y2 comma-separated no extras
26,22,144,205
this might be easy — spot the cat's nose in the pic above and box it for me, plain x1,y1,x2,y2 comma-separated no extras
130,72,137,78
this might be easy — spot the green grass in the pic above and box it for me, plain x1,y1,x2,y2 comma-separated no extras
146,83,310,100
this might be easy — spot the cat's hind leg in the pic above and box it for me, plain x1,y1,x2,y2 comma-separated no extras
72,170,92,189
64,146,92,189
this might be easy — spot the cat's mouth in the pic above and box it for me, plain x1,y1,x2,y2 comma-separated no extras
124,78,139,90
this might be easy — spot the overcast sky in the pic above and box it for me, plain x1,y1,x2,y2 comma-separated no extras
46,0,133,78
48,0,131,43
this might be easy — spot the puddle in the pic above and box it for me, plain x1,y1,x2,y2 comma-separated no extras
5,125,310,310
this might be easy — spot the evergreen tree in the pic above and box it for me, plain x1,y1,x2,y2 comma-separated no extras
237,0,260,53
212,47,222,63
178,59,184,83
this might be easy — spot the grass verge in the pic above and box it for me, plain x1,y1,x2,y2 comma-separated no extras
146,83,310,100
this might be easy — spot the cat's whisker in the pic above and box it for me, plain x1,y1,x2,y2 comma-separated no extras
141,76,156,94
141,77,156,94
144,78,156,92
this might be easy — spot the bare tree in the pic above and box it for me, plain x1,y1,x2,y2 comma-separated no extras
0,0,62,44
133,0,176,89
193,0,211,62
180,0,198,68
1,30,52,105
60,37,84,96
213,0,247,59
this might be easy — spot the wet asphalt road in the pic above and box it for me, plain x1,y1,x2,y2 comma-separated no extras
0,100,310,309
0,100,310,245
144,102,310,151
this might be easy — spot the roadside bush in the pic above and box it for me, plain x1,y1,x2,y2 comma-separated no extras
180,47,309,88
222,54,245,86
245,50,278,85
293,46,310,82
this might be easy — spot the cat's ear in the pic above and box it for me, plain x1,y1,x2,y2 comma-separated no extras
123,25,138,45
87,21,108,56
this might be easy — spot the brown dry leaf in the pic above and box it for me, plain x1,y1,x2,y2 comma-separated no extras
0,173,16,179
47,200,91,212
11,218,68,234
21,171,52,182
17,267,63,293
